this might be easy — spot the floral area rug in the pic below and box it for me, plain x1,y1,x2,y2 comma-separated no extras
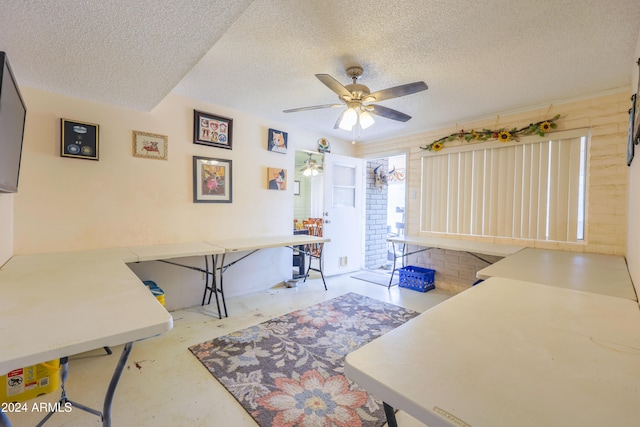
188,292,420,427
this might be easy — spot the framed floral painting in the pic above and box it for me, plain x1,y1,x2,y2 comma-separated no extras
193,156,232,203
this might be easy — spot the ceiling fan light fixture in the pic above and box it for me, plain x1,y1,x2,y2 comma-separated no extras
359,110,375,129
284,67,427,133
339,106,358,131
300,152,322,176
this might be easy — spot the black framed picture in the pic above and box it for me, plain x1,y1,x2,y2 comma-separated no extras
628,94,636,166
193,156,232,203
61,119,99,160
193,110,233,150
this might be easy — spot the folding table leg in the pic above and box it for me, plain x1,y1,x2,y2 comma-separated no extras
383,402,398,427
0,411,11,427
102,342,134,426
217,253,228,318
35,342,134,427
388,241,398,288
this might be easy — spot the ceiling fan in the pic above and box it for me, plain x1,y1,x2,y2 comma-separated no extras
300,152,323,176
283,66,428,131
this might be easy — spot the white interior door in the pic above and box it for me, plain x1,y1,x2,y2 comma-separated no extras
322,152,364,276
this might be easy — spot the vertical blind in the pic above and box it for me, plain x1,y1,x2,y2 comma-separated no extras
420,131,587,242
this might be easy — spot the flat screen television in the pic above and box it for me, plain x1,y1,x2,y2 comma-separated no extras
0,51,27,193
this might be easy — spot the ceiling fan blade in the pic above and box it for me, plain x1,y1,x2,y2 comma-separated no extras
367,81,428,102
315,74,352,99
369,104,412,122
283,103,342,113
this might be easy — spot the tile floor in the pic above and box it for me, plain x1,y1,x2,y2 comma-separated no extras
6,272,453,427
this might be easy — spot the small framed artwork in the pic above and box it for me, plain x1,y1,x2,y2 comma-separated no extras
193,156,232,203
294,180,300,195
628,94,635,166
194,110,232,150
61,119,99,160
132,130,168,160
318,138,331,153
267,167,287,190
634,58,640,145
268,128,287,153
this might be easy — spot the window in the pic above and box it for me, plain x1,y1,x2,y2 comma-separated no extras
332,163,356,208
420,129,588,242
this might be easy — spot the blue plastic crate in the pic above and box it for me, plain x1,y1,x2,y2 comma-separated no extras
398,266,435,292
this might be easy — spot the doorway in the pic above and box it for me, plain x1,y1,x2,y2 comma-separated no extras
293,150,324,225
293,150,365,276
364,154,406,271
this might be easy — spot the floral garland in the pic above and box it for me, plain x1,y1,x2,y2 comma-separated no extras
421,114,561,152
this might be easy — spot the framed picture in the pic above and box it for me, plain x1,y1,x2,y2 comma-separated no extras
628,94,636,166
294,180,300,195
318,137,331,153
268,128,287,153
194,110,232,150
634,58,640,145
61,119,99,160
267,167,287,190
132,130,168,160
193,156,232,203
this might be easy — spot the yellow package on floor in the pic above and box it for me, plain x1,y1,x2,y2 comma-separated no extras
1,360,60,403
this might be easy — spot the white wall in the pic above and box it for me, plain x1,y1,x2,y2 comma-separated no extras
9,87,354,309
14,88,353,252
626,29,640,298
0,194,13,266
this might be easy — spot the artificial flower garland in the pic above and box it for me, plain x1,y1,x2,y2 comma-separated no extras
421,114,561,152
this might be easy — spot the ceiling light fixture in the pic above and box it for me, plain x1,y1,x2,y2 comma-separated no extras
359,110,375,129
338,105,358,131
338,103,375,131
299,152,323,176
283,66,427,132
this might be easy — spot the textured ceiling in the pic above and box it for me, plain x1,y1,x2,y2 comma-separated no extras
2,0,639,143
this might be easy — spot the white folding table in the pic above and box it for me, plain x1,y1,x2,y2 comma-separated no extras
128,241,226,313
476,247,637,300
0,256,173,427
387,235,524,287
1,247,139,269
129,237,330,319
0,236,329,425
345,277,640,427
128,241,224,262
208,235,330,317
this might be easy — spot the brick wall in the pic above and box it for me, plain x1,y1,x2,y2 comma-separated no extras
365,159,389,269
356,91,629,292
404,248,502,294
